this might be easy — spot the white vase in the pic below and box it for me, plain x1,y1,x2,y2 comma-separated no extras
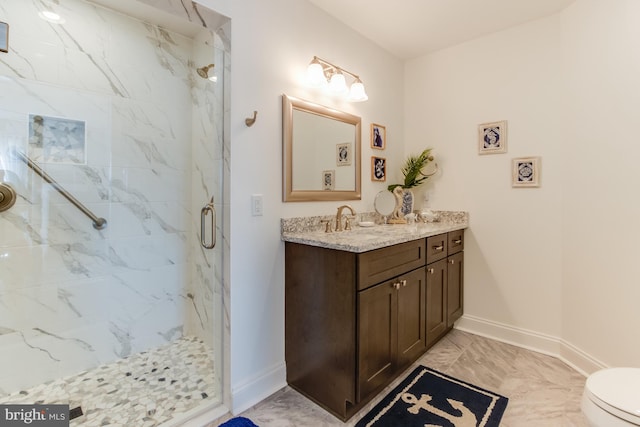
401,189,414,216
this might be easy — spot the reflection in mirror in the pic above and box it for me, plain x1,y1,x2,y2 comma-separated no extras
282,94,361,202
374,190,395,224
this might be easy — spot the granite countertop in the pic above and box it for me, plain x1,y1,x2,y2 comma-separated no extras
281,211,468,253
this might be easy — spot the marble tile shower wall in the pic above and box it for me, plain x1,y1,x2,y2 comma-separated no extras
0,0,227,395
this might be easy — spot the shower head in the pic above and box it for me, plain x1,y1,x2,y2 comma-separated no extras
197,64,216,81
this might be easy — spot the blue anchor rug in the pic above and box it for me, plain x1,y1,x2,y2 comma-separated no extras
218,416,258,427
355,366,508,427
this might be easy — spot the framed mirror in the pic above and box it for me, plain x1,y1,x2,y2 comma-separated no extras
282,94,361,202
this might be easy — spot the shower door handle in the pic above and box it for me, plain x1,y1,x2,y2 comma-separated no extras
201,196,216,249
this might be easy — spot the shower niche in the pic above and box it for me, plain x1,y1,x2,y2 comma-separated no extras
0,0,230,424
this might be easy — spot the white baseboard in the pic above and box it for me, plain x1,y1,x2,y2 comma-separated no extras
455,314,607,376
161,401,229,427
231,362,287,415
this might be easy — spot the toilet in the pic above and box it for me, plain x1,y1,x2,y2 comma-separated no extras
581,368,640,426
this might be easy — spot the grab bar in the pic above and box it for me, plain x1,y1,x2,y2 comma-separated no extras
15,151,107,230
201,196,216,249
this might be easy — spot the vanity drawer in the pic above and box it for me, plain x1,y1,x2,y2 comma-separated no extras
426,234,448,264
447,230,464,255
358,239,425,290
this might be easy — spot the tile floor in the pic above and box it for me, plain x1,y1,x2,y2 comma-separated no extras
212,330,588,426
0,336,219,426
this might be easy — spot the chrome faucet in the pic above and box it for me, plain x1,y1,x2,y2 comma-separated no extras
335,205,356,231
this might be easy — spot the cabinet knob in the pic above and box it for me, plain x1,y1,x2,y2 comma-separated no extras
401,280,407,287
453,239,462,244
432,245,444,251
449,259,455,264
391,282,400,290
428,268,434,274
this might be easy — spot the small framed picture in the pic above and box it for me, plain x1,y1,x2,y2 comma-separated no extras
371,156,386,182
0,22,8,53
322,170,335,190
371,123,386,150
512,157,540,187
478,120,507,154
336,142,351,166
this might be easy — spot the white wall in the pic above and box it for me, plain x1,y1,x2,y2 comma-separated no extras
561,0,640,368
405,15,564,338
406,0,640,373
198,0,406,413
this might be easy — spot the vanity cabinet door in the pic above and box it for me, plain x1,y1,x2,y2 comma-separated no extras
357,267,426,401
426,258,447,347
357,279,397,401
396,268,426,367
447,251,464,327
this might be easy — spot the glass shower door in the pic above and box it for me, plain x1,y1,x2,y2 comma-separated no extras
0,0,229,423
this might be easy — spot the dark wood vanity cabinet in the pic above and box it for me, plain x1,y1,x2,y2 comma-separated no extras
285,230,463,421
426,257,448,347
357,266,425,401
447,229,464,327
426,230,465,347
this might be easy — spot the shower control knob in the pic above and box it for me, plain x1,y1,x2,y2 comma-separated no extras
0,182,17,212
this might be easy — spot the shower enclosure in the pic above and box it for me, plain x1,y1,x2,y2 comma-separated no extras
0,0,229,424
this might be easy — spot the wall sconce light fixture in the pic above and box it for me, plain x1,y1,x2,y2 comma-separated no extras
306,56,368,102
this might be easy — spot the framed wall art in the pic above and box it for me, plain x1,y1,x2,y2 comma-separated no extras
336,142,351,166
512,156,540,187
0,22,8,53
478,120,507,154
371,123,386,150
371,156,386,182
322,170,335,190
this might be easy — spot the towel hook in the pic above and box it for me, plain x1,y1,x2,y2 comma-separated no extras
245,111,257,127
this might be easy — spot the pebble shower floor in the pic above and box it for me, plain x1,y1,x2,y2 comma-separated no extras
0,336,218,426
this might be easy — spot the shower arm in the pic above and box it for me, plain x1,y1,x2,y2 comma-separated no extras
15,151,107,230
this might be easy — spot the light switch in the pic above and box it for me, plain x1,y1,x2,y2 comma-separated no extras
251,194,263,216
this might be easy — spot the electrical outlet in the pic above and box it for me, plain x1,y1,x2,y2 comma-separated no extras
251,194,263,216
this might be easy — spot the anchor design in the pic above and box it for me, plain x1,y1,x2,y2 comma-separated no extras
401,392,478,427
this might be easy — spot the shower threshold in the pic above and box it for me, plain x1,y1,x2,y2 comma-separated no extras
0,336,220,426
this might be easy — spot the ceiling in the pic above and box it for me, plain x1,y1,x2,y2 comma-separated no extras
308,0,576,60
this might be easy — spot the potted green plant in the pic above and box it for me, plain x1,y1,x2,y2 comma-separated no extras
387,148,437,217
387,148,436,192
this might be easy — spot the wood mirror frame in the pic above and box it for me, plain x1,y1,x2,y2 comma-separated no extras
282,94,361,202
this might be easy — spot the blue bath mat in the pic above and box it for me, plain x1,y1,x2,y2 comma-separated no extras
355,366,508,427
219,416,258,427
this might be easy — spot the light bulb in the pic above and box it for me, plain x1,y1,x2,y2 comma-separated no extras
329,70,348,95
306,59,326,87
347,79,368,102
